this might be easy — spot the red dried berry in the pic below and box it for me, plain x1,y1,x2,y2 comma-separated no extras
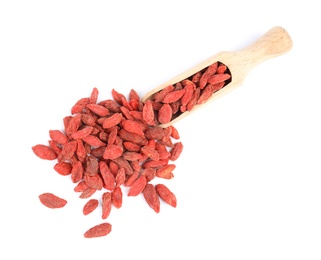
143,184,160,213
155,184,177,208
84,223,112,238
39,193,67,209
156,164,176,179
170,142,183,161
54,162,72,175
142,100,155,125
102,192,112,219
49,130,68,145
83,199,99,215
103,145,123,160
112,187,123,209
32,145,57,160
158,103,172,124
162,89,186,103
128,175,147,196
102,113,123,129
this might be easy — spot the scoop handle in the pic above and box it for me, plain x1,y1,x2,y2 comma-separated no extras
224,26,293,84
247,26,293,62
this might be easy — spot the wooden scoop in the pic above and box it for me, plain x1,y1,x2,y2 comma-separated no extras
142,26,293,127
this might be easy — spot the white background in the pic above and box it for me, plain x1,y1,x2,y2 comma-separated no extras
1,1,320,259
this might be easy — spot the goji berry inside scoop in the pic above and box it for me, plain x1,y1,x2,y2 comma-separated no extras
143,61,232,126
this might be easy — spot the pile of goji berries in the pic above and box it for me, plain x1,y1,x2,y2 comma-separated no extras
33,87,182,238
33,61,231,238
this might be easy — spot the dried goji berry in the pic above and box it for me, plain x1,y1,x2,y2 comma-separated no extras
58,140,77,162
158,103,172,124
109,161,119,176
207,73,231,85
89,87,99,104
99,99,120,112
211,82,225,93
141,146,159,161
170,142,183,161
130,160,141,172
70,161,84,183
162,89,185,103
197,84,215,105
71,97,90,114
124,170,139,187
49,130,68,145
155,184,177,208
91,146,106,158
65,114,81,138
112,186,123,209
111,89,126,105
82,135,106,147
85,156,99,176
123,141,141,152
115,168,126,187
121,120,145,137
75,139,86,163
156,164,175,179
54,162,72,175
99,161,115,191
180,80,195,106
32,144,58,160
169,125,180,139
71,126,93,139
142,100,155,126
118,129,146,145
129,89,140,101
84,173,104,190
102,192,112,219
143,184,160,213
39,193,67,209
142,159,169,169
217,64,227,74
141,168,156,182
103,144,123,160
155,142,171,159
102,113,123,129
112,157,134,176
84,223,112,238
83,199,99,215
79,187,96,199
48,140,62,155
122,151,143,161
144,127,165,140
81,113,96,126
187,87,201,111
153,85,174,102
192,71,202,83
107,126,118,145
128,175,147,196
86,104,109,117
199,62,218,89
74,181,88,192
